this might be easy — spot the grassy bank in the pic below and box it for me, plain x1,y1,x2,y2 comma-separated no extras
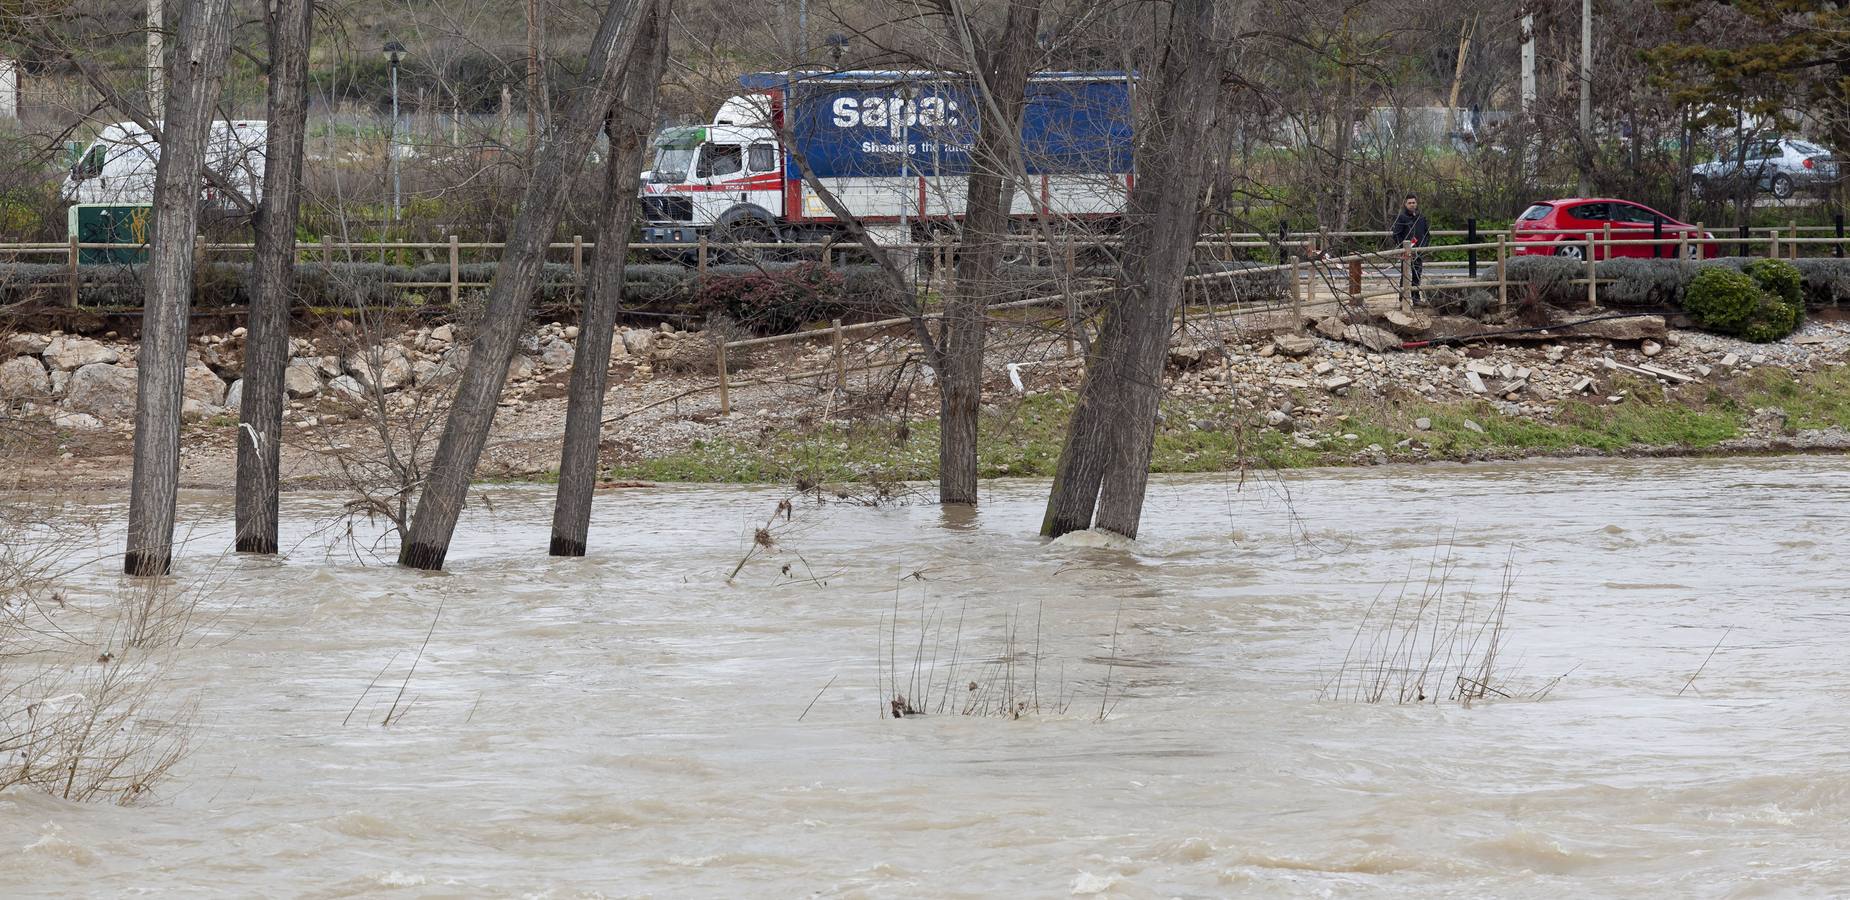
608,366,1850,485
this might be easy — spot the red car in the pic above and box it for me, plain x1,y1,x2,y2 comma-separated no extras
1512,198,1718,260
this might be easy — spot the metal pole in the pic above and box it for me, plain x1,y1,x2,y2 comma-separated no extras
1467,216,1478,278
1836,212,1845,259
390,58,400,223
1577,0,1592,197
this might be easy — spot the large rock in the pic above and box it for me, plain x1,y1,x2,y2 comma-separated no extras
223,379,244,410
0,356,50,397
429,323,456,344
63,363,138,419
1272,334,1317,357
621,329,656,356
1343,324,1403,353
539,338,576,369
343,347,415,392
4,333,50,356
197,342,244,379
42,336,119,371
184,364,228,405
284,361,323,398
507,354,537,381
326,374,366,401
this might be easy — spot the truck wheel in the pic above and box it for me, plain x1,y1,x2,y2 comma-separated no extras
714,219,779,263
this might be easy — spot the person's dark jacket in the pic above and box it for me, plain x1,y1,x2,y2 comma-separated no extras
1391,209,1430,248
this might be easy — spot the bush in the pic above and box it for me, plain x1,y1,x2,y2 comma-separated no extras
1745,258,1802,307
691,263,853,335
1792,258,1850,307
1683,266,1802,343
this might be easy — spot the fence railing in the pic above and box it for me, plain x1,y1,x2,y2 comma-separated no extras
2,224,1845,312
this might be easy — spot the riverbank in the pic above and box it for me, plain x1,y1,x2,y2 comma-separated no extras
4,308,1849,492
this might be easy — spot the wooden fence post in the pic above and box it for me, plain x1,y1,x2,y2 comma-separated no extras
573,234,584,280
1769,228,1780,259
1790,220,1799,260
67,234,79,307
831,317,846,391
1399,249,1412,313
1496,234,1508,314
716,341,730,415
697,236,708,279
448,234,460,304
1347,257,1362,299
1586,234,1598,308
822,242,833,268
1289,255,1303,320
322,234,332,266
1676,227,1688,262
1693,222,1704,262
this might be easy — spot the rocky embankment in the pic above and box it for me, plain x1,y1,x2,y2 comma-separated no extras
0,320,700,434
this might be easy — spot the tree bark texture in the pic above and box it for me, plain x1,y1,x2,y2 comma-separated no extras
398,0,649,570
234,0,315,555
1041,0,1232,540
549,0,668,557
938,0,1042,506
123,0,236,576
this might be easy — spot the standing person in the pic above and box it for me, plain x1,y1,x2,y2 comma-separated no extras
1391,193,1430,303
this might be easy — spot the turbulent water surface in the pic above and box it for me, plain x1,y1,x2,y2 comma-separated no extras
4,457,1848,897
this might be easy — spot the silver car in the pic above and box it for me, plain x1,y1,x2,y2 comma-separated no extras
1692,137,1838,200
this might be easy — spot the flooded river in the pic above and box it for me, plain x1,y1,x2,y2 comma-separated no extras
4,457,1849,897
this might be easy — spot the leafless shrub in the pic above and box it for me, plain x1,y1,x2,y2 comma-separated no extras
0,497,198,804
1322,547,1571,706
877,595,1096,721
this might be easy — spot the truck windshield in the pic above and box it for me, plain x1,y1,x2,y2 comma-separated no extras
653,146,696,183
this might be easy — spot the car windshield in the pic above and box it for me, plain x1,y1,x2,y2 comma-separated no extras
1519,203,1553,220
1790,139,1830,157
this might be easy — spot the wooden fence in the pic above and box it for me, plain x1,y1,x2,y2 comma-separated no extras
1,225,1844,315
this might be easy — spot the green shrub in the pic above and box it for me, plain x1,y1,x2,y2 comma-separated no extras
1683,266,1801,343
1745,258,1802,307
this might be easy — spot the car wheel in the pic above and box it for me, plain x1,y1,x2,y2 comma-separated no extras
1685,241,1702,260
1771,174,1794,199
1554,244,1585,262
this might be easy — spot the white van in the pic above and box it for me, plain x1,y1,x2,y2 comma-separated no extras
61,120,267,208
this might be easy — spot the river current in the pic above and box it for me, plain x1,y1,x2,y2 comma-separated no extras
3,457,1847,897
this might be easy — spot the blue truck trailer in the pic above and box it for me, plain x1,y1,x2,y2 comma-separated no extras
638,70,1135,243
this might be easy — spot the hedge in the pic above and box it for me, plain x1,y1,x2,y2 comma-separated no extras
1504,255,1850,311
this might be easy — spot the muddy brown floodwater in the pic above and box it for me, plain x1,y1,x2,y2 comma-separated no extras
4,457,1849,897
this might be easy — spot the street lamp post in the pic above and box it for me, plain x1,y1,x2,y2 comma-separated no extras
384,41,405,223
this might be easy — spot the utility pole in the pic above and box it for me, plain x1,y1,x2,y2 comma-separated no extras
147,0,164,118
1578,0,1593,196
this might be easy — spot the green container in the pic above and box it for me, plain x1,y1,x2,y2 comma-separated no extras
67,203,153,265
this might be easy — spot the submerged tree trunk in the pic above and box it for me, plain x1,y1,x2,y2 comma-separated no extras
549,0,668,557
123,0,236,576
234,0,315,555
398,0,650,571
1041,0,1233,540
938,0,1042,506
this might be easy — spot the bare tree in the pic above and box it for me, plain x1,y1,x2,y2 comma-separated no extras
1040,0,1234,539
397,0,651,571
123,0,237,576
234,0,316,555
936,0,1043,506
550,0,669,557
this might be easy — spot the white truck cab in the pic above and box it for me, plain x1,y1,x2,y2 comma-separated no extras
62,120,267,208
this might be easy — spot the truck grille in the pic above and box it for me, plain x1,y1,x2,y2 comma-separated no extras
642,196,693,222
